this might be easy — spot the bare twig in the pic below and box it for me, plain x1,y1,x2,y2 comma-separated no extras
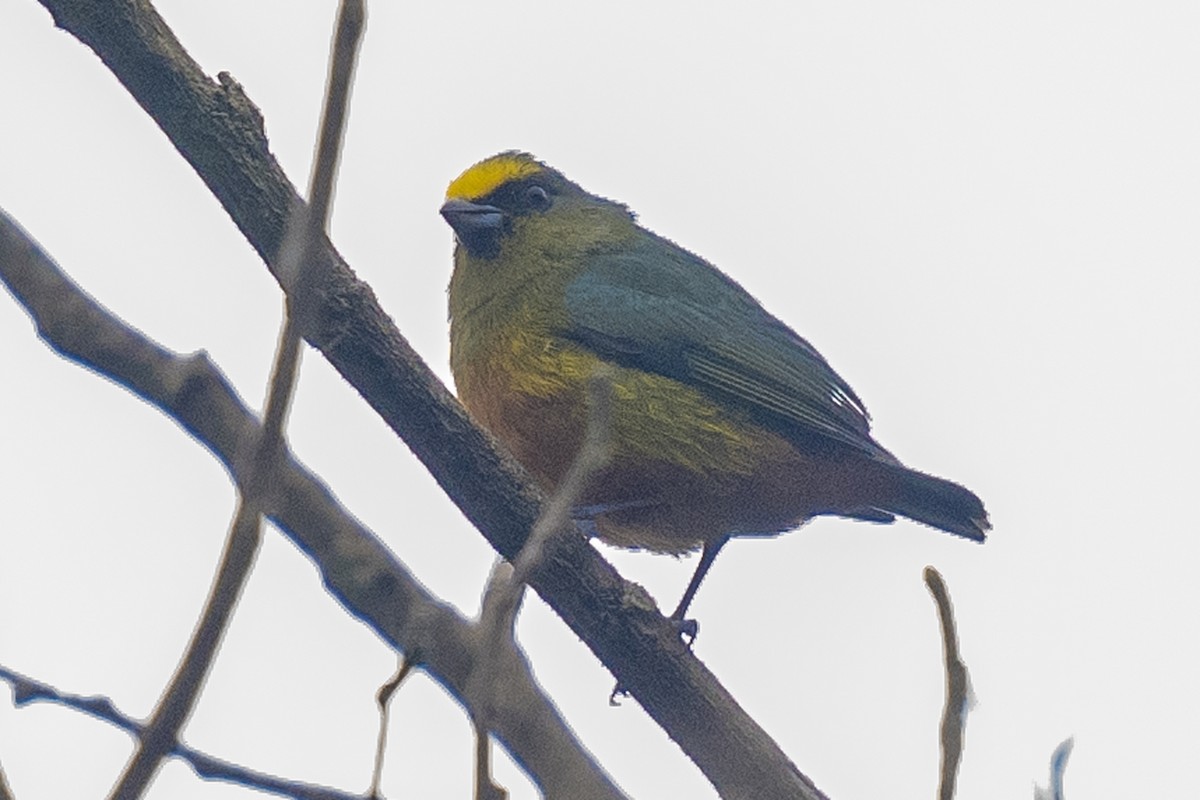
515,372,613,587
0,664,361,800
924,566,971,800
278,0,365,314
30,2,829,795
473,711,508,800
468,373,613,799
104,5,364,798
105,480,267,799
369,657,413,799
1034,738,1074,800
469,561,521,800
0,209,626,800
0,757,13,800
477,372,613,671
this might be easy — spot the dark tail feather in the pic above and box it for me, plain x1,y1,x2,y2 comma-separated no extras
876,464,990,542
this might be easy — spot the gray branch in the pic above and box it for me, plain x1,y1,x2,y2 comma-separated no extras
925,566,970,800
0,210,625,800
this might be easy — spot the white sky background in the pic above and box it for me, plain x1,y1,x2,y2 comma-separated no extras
1,1,1197,797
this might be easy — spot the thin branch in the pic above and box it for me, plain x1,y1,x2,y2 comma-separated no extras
513,371,614,588
369,657,412,799
105,5,364,797
0,209,626,800
278,0,365,315
1034,738,1073,800
0,757,13,800
476,371,613,693
30,2,828,795
470,561,521,800
469,373,614,799
0,665,361,800
924,566,970,800
473,711,508,800
462,372,618,797
105,482,267,799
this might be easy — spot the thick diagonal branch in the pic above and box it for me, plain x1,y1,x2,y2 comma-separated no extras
30,2,827,796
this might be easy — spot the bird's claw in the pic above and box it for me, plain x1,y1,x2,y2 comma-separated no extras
672,616,699,647
609,614,700,702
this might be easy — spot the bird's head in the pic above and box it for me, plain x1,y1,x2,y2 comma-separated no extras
440,151,633,262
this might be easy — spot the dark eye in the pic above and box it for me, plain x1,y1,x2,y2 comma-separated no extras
525,185,550,211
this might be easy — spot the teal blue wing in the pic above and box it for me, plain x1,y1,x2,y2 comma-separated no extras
563,232,894,462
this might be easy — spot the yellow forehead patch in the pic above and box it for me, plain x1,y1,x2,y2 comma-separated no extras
445,152,544,201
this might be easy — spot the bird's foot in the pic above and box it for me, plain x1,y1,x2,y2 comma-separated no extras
672,615,699,647
608,613,699,704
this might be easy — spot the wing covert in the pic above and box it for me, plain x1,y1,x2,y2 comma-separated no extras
562,235,890,460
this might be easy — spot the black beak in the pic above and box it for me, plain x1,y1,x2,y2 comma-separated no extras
440,198,505,259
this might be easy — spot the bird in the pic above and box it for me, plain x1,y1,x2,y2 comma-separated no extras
440,151,989,628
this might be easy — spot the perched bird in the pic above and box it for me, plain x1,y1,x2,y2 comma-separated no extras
441,151,988,625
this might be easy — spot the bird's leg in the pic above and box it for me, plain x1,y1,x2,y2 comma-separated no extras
669,534,730,644
609,534,731,704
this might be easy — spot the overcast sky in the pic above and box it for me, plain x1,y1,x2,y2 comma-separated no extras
2,1,1197,798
